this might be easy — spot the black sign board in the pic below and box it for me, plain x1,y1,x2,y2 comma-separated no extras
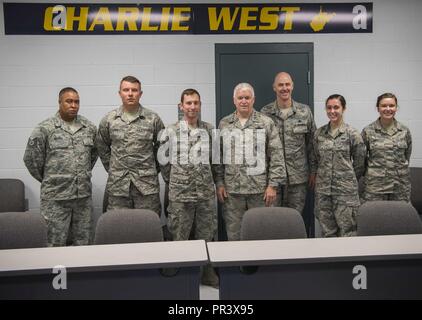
3,2,373,35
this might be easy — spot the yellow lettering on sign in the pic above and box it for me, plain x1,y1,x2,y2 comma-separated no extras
66,7,89,31
116,7,139,31
208,7,239,31
281,7,300,30
259,7,279,30
88,7,114,31
44,6,89,31
140,7,159,31
44,5,306,33
239,7,258,31
160,7,171,31
44,6,60,31
172,7,190,31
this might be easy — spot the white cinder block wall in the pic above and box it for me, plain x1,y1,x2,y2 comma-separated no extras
1,0,421,222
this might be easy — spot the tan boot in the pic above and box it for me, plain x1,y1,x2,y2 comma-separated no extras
201,264,219,289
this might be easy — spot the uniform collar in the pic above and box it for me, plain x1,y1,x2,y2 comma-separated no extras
324,121,347,135
115,104,145,120
175,119,207,130
228,109,257,128
53,112,84,134
53,112,84,127
374,118,401,134
268,99,298,117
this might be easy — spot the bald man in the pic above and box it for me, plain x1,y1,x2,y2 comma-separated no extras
261,72,316,215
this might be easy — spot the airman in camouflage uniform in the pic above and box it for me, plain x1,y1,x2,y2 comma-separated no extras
261,72,316,214
313,95,366,237
96,76,164,214
23,87,97,246
216,83,286,241
161,89,217,242
160,89,218,287
362,93,412,202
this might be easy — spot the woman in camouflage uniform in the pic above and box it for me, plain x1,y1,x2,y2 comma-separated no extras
313,94,366,237
361,93,412,202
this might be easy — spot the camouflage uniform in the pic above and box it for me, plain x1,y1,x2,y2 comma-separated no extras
96,105,164,214
216,110,286,241
261,100,316,214
313,122,366,237
362,119,412,202
23,112,97,246
161,120,217,241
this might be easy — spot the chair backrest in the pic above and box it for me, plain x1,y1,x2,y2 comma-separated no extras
0,212,48,249
0,179,25,212
94,209,163,244
410,167,422,216
357,201,422,236
241,207,307,240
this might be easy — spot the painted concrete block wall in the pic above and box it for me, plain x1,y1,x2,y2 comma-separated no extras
0,0,421,220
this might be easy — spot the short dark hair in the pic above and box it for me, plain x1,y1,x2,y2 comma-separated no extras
59,87,78,101
180,88,201,103
376,92,397,107
326,94,346,108
120,75,141,88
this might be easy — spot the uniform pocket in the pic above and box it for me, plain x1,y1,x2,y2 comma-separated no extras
224,165,237,175
397,140,407,149
293,124,308,134
139,167,157,177
135,129,153,141
83,137,94,147
49,136,71,149
367,167,386,177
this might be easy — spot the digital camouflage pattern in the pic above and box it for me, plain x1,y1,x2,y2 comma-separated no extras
24,112,97,246
361,119,412,202
41,197,92,246
222,193,265,241
107,183,161,214
261,100,316,212
315,194,359,237
96,105,165,197
313,122,366,237
313,122,366,196
24,112,97,200
161,120,216,202
216,110,286,241
276,183,308,214
167,198,217,241
215,110,286,194
161,120,217,242
261,99,316,185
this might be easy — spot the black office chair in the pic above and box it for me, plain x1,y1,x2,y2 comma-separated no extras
0,212,48,249
0,178,27,212
94,209,163,244
241,207,307,240
410,167,422,219
357,201,422,236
